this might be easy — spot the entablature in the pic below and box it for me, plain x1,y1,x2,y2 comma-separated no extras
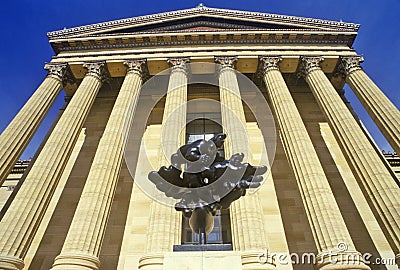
47,5,359,55
53,54,353,97
50,30,357,54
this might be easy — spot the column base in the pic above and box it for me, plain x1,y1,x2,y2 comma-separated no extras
242,250,276,269
52,253,100,270
315,251,370,270
138,253,164,270
0,255,24,270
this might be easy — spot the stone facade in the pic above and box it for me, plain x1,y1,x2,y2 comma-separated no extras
0,5,399,270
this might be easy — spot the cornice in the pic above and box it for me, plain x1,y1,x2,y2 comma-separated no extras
51,31,354,54
53,28,357,41
47,5,359,40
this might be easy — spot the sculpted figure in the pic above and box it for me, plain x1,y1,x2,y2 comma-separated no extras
148,133,268,244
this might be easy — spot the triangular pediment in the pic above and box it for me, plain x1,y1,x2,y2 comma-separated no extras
100,15,305,36
47,5,359,39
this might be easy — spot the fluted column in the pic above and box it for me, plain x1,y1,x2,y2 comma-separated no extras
0,62,105,270
301,56,400,265
52,60,146,270
260,57,368,269
215,57,249,158
215,56,272,269
0,63,68,185
143,58,189,262
341,56,400,155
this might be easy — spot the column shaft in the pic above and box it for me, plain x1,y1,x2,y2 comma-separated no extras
0,62,104,270
52,61,145,270
342,56,400,155
145,58,189,254
260,57,367,269
216,57,267,253
0,63,66,184
302,57,400,260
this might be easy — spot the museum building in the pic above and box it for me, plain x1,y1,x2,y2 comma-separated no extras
0,4,399,270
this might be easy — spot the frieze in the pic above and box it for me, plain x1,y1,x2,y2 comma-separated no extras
51,34,352,54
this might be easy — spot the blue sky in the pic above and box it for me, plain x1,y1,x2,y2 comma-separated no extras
0,0,399,159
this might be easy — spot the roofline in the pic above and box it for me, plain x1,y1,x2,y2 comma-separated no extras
47,5,359,39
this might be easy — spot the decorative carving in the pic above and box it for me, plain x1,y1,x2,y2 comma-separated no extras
300,56,324,76
44,63,67,82
124,59,147,78
215,56,238,73
340,56,364,76
196,3,206,9
83,61,107,81
258,56,282,76
167,58,190,74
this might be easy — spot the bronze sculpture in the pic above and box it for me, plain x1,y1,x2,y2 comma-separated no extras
148,133,267,245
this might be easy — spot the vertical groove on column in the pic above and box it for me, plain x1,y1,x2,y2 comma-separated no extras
260,59,359,258
346,68,400,155
0,69,102,269
217,63,267,252
304,64,400,258
0,73,63,184
146,63,188,254
53,64,144,270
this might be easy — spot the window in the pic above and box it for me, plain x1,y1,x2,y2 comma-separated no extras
181,117,232,245
181,209,232,245
185,117,225,158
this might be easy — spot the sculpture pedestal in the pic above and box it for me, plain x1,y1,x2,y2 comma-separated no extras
173,244,233,252
140,250,276,269
164,251,242,270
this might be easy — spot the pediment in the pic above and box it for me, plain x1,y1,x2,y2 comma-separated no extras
101,15,305,36
47,5,359,40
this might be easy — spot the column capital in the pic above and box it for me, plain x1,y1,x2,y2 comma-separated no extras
300,56,324,76
340,56,364,76
167,57,190,75
83,61,108,81
124,59,147,78
44,63,68,82
258,56,282,75
215,56,238,73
